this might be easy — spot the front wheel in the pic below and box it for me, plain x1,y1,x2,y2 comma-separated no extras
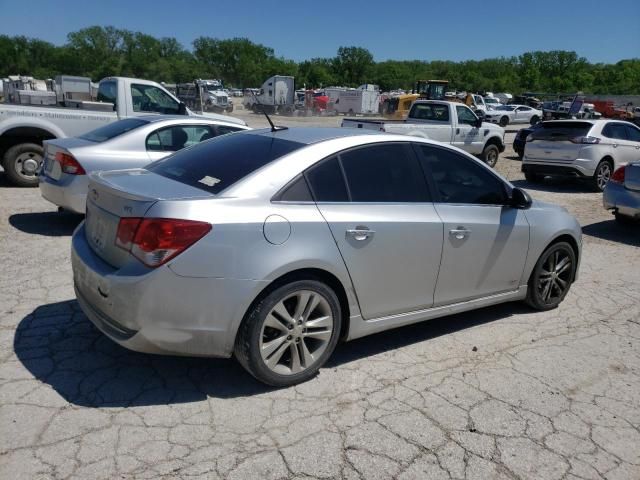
234,279,342,387
2,142,44,187
591,160,613,192
481,144,499,168
499,116,509,127
525,242,576,311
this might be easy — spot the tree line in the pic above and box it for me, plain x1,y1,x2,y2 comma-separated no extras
1,26,638,95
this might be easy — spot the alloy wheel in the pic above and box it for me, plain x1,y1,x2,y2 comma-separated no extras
596,162,612,191
536,249,573,305
259,290,334,375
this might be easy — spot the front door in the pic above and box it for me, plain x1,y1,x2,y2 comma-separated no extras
453,105,483,154
416,143,529,305
306,144,444,320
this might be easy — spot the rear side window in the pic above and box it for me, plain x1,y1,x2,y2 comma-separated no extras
339,144,429,202
410,103,450,122
79,118,149,142
146,133,304,194
306,156,349,202
216,125,243,136
602,123,629,140
625,125,640,142
274,175,313,202
529,122,593,142
146,125,214,152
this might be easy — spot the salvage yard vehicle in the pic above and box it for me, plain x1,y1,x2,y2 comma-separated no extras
333,85,380,115
244,75,295,114
0,76,247,187
71,127,581,386
341,100,505,167
39,115,250,214
603,161,640,224
522,119,640,191
484,104,542,127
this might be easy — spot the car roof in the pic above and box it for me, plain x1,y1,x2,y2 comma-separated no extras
136,114,248,127
245,127,380,145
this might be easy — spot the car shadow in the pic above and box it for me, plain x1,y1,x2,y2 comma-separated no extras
14,299,530,407
510,178,594,194
9,211,84,236
582,219,639,247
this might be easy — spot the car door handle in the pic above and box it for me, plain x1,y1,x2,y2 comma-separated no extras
456,128,460,134
346,228,375,241
449,227,471,240
613,144,618,148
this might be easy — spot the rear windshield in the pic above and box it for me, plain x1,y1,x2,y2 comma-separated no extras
529,121,593,142
80,118,149,143
146,132,304,194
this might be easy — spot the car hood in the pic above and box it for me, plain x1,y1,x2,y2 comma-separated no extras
485,110,514,116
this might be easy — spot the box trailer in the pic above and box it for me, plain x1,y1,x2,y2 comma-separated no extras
334,84,380,115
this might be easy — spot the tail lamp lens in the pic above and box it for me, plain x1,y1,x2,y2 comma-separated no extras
610,166,626,184
55,152,86,174
569,136,600,144
115,218,211,268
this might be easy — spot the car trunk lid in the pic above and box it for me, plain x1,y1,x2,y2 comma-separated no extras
625,162,640,191
43,138,94,181
525,121,593,163
85,169,212,268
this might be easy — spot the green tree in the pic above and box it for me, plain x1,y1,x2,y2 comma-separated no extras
332,46,374,86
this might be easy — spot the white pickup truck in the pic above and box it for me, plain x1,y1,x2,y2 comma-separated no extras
0,77,246,186
341,100,505,167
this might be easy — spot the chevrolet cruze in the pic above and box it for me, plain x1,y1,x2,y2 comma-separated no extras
72,128,582,386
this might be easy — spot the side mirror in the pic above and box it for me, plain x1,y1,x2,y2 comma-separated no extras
509,187,532,209
178,102,187,115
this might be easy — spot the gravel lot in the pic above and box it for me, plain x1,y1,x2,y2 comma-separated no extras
1,110,639,479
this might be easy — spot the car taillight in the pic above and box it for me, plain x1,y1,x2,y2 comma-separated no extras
610,166,626,184
569,136,600,144
55,151,86,175
115,218,211,268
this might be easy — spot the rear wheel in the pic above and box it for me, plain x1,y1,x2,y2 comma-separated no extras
481,144,499,168
499,116,509,127
2,143,44,187
525,242,576,311
591,160,613,192
234,279,342,387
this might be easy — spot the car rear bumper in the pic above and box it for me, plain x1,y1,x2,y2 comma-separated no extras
521,159,596,178
603,182,640,218
71,223,267,358
39,174,88,214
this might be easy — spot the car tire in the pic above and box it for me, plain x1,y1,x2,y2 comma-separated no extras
234,279,342,387
2,143,44,187
591,160,613,192
499,116,509,127
530,115,540,125
481,144,499,168
524,171,542,183
525,241,576,311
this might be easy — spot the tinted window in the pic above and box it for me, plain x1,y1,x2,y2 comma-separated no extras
97,81,117,108
306,156,349,202
529,121,593,142
79,118,149,143
456,106,477,125
216,125,243,136
147,133,303,194
625,125,640,142
131,83,180,114
602,123,629,140
410,103,450,122
275,175,313,202
146,125,214,152
340,144,429,202
419,146,508,205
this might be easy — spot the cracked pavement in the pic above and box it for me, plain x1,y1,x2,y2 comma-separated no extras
1,115,639,479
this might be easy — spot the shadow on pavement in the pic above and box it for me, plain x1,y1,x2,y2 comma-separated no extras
511,178,594,194
15,298,530,407
9,211,83,236
582,219,639,247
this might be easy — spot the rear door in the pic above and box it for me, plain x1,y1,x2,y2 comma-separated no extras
601,122,638,167
308,143,444,320
416,144,529,305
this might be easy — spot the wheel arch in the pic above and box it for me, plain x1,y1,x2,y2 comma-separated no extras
542,233,581,282
0,125,59,159
484,135,504,151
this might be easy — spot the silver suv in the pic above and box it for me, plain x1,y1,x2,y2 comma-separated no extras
522,119,640,191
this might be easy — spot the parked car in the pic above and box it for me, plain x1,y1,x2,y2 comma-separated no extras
513,123,543,159
484,105,542,127
71,127,581,386
39,116,250,214
603,162,640,223
484,97,502,110
522,119,640,191
341,100,505,167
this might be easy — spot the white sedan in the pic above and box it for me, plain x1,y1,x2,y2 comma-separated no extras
484,105,542,127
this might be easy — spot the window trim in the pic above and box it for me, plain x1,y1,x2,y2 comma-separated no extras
414,143,511,207
144,124,215,152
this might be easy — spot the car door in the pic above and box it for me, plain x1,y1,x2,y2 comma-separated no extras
514,106,531,123
416,144,529,306
623,124,640,163
453,105,483,154
308,143,444,320
146,125,216,162
601,122,636,167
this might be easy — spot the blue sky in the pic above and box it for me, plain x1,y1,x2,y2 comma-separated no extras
1,0,638,63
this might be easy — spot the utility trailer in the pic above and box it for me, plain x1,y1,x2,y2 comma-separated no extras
333,84,380,115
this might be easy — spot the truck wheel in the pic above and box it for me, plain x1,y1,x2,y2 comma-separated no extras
481,144,499,168
499,116,509,127
3,143,44,187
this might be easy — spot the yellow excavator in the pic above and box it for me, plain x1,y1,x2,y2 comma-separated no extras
382,80,477,119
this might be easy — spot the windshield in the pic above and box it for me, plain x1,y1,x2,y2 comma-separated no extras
79,118,149,143
146,132,305,194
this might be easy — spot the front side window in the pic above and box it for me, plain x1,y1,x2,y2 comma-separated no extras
419,145,508,205
602,123,628,140
131,84,180,114
146,125,215,152
456,106,478,125
339,144,429,203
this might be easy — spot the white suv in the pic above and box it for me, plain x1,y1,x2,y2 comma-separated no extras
522,119,640,191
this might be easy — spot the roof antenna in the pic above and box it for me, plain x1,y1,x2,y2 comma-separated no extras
251,91,288,132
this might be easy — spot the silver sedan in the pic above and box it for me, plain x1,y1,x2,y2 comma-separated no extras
71,128,582,386
39,115,250,214
603,162,640,223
